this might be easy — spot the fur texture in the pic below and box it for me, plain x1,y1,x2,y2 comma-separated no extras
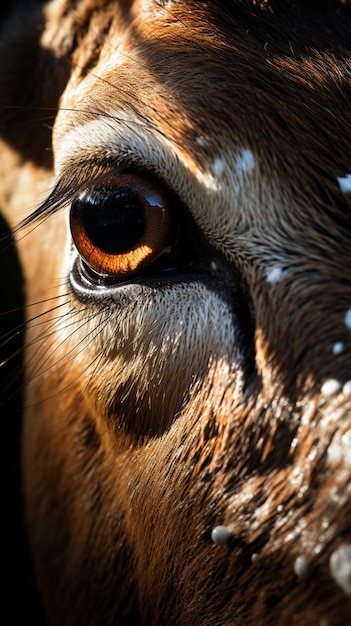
1,1,351,624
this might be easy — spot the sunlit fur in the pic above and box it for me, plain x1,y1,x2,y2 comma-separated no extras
1,1,351,624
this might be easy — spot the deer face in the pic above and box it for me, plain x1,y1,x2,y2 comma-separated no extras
1,1,351,624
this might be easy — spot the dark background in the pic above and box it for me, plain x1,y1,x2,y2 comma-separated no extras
1,212,47,624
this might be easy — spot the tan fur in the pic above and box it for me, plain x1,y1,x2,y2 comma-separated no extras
1,1,351,624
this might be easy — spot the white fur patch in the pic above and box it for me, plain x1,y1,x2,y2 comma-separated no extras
330,544,351,595
196,136,207,147
328,429,351,466
235,148,256,173
345,309,351,330
333,342,344,355
294,555,311,580
321,379,342,396
266,266,283,285
211,525,232,546
212,157,225,176
337,174,351,193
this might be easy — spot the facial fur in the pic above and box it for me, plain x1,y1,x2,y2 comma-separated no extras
1,1,351,625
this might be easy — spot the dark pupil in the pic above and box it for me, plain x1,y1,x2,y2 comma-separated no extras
80,185,144,253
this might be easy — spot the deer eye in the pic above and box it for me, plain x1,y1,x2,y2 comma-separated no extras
69,173,177,280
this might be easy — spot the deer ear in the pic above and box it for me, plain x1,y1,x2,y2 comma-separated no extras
0,1,70,169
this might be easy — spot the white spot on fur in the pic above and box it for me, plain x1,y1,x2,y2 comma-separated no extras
343,381,351,395
294,555,311,580
321,379,342,396
251,553,258,563
330,544,351,595
345,309,351,329
235,148,256,173
327,430,351,466
337,174,351,193
212,157,225,176
267,266,283,285
333,342,344,355
196,136,206,147
211,526,232,546
277,504,284,513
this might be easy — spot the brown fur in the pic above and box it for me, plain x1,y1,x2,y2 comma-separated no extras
1,1,351,624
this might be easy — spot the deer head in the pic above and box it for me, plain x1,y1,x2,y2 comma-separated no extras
1,1,351,624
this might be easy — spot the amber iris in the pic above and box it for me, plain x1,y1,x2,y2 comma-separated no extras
70,173,175,278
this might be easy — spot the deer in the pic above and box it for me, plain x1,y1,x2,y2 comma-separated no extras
0,0,351,624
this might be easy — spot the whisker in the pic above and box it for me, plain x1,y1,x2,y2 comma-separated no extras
1,303,91,403
63,321,117,426
25,307,100,383
0,291,78,398
24,307,115,407
0,294,72,345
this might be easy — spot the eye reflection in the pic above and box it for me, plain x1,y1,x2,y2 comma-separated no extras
69,172,177,279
